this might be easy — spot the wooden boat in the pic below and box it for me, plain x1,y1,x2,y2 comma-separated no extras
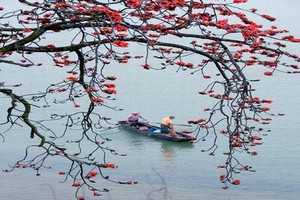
118,121,196,142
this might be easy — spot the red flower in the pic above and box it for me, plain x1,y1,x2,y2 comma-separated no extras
104,88,117,94
233,0,247,3
187,118,206,124
84,87,98,93
92,97,104,104
100,163,116,168
91,31,100,36
72,183,81,187
113,40,129,48
232,179,241,185
216,19,229,29
114,25,127,32
263,71,273,76
261,107,270,111
261,99,273,104
103,83,116,88
127,0,142,8
149,40,158,46
58,171,65,175
219,174,226,181
141,64,150,69
66,76,79,82
176,61,186,66
23,28,32,33
260,14,276,22
93,191,101,196
249,135,262,140
46,44,56,48
87,171,98,178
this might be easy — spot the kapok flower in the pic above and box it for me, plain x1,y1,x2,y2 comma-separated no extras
46,44,56,48
261,99,273,104
87,171,98,178
23,28,32,33
92,97,104,104
126,0,142,8
203,75,211,79
187,118,206,124
66,76,79,82
219,174,226,181
114,25,127,32
93,191,101,196
104,88,117,94
113,40,129,48
260,14,276,22
103,83,116,88
72,183,81,187
232,179,241,185
263,71,273,76
100,163,117,168
233,0,247,3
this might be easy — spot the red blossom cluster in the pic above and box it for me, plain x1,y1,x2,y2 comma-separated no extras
72,183,81,187
100,163,117,168
103,83,117,94
233,0,248,3
54,55,76,67
58,171,65,175
91,97,104,104
113,40,129,48
48,87,67,93
84,87,99,93
260,14,276,22
175,61,194,68
87,171,98,178
187,118,206,124
126,0,142,9
65,76,79,82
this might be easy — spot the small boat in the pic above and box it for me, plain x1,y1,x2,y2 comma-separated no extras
118,121,196,142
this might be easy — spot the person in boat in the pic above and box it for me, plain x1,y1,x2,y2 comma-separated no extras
126,112,147,127
160,116,177,137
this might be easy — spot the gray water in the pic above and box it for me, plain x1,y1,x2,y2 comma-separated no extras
0,0,300,200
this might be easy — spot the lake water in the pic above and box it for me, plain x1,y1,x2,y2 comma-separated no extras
0,0,300,200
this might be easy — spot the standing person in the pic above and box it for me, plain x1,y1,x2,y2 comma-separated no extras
126,112,147,127
160,116,177,137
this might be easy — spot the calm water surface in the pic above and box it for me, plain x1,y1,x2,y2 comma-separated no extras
0,0,300,200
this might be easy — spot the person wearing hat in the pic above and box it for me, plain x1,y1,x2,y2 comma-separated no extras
160,116,177,137
126,112,147,127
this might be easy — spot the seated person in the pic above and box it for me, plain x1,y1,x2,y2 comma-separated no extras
126,112,146,127
160,116,177,137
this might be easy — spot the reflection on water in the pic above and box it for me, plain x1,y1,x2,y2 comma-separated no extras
160,141,194,161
